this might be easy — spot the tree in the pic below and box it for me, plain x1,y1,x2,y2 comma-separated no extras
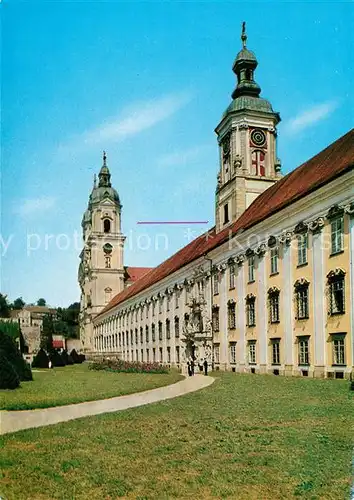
37,298,46,307
32,348,49,369
40,314,54,352
12,297,25,310
0,293,10,318
0,352,20,389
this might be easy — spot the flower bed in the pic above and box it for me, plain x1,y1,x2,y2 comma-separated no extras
88,358,169,374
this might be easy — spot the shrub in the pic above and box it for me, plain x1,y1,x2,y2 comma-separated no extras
61,350,74,365
0,329,32,381
89,358,169,374
49,350,65,367
350,380,354,391
0,352,20,390
32,348,50,369
78,354,85,363
70,349,81,364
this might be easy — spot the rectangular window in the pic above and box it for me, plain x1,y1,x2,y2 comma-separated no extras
152,348,156,362
197,280,204,298
269,292,280,323
248,256,255,282
167,346,171,363
271,340,280,365
176,346,180,363
166,319,171,340
174,317,180,338
329,277,345,315
152,301,156,317
151,324,156,342
297,234,308,266
167,295,170,312
246,298,256,327
141,348,143,361
175,290,179,309
212,307,219,332
140,327,143,344
224,203,229,224
296,286,309,319
214,344,220,364
145,326,149,343
140,308,143,320
298,337,309,365
228,303,236,329
270,248,278,275
248,341,256,364
229,342,236,364
159,347,163,363
333,336,345,365
213,274,219,295
331,217,344,254
135,328,138,344
158,322,163,341
159,298,163,314
229,264,235,289
146,349,149,363
146,304,149,319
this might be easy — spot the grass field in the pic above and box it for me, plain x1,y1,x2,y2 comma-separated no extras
0,372,352,499
0,363,183,410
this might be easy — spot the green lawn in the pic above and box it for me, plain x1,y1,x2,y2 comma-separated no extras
0,363,183,410
0,373,353,499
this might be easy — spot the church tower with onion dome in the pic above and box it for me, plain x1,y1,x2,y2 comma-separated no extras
215,22,282,233
78,152,126,351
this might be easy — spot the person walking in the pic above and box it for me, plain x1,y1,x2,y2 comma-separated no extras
187,361,192,377
191,359,195,376
203,358,208,376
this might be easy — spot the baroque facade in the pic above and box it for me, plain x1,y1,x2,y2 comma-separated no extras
79,25,354,379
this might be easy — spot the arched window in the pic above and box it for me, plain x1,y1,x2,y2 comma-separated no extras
103,219,111,233
251,150,266,176
104,287,112,304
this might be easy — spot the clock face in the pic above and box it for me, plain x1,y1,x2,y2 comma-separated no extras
251,128,266,147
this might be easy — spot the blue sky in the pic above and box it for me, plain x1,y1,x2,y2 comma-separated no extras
1,1,353,306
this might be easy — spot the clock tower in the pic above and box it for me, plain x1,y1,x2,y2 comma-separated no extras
215,22,282,233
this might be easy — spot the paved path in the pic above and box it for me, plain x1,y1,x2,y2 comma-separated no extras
0,375,214,435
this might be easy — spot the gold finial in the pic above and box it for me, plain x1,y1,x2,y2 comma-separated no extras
103,150,107,167
241,21,247,48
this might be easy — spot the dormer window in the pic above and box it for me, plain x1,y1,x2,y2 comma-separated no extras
103,219,111,233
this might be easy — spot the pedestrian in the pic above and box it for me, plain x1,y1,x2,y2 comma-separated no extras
191,359,195,376
199,360,203,372
203,358,208,376
48,360,52,369
187,361,192,377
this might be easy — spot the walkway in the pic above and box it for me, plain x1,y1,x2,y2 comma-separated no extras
0,374,214,435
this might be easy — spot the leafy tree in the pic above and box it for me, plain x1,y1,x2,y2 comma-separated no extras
37,298,46,307
49,350,65,367
40,314,54,352
61,349,74,365
12,297,25,310
0,320,20,340
0,293,10,318
0,352,20,389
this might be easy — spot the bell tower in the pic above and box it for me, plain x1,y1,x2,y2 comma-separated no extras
215,22,282,233
78,152,126,351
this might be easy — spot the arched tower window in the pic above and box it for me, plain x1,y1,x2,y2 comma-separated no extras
251,150,266,176
103,219,111,233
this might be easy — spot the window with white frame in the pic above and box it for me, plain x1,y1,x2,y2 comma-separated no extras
152,301,156,317
167,295,170,312
212,307,219,332
140,307,143,320
174,316,180,338
151,323,156,342
328,271,345,315
270,247,279,275
295,282,309,319
145,325,149,343
167,346,171,363
248,255,255,282
159,297,163,314
298,337,309,365
166,319,171,339
271,339,280,365
176,346,180,363
175,290,180,309
146,304,149,319
332,335,345,365
159,347,163,363
246,295,256,327
268,288,280,323
229,342,236,364
297,234,308,266
197,280,204,298
135,328,138,344
140,327,143,344
331,216,344,254
229,264,235,289
213,344,220,364
146,349,149,362
213,273,219,295
228,302,236,329
248,341,256,364
152,348,156,362
158,321,163,341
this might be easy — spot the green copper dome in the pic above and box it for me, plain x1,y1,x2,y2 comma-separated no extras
233,47,257,66
223,96,275,117
89,186,121,206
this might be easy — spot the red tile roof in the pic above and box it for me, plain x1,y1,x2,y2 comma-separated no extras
52,340,64,349
125,267,153,283
98,129,354,318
